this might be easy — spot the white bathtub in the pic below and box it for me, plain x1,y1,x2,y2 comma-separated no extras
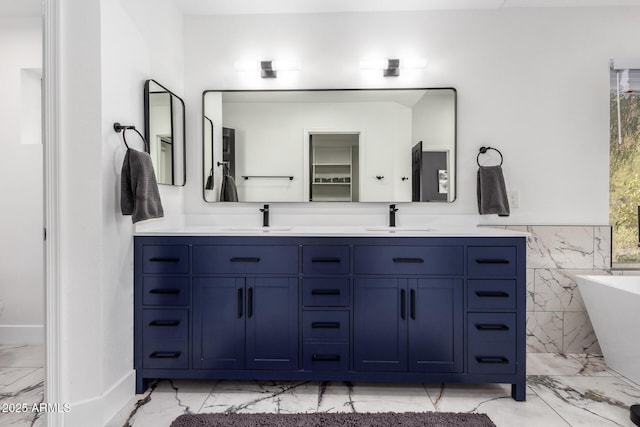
576,275,640,384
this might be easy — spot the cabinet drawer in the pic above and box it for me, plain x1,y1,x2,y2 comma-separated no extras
468,280,516,311
302,311,349,342
142,309,188,369
302,278,350,307
303,246,350,275
192,245,298,275
142,245,189,274
467,246,516,277
143,277,190,306
467,313,516,374
303,343,349,371
354,246,463,275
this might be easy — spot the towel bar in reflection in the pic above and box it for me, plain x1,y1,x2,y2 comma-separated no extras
241,175,294,181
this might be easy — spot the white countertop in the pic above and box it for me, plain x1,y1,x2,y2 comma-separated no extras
134,224,529,238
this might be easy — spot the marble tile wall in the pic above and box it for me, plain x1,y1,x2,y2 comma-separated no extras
491,225,616,354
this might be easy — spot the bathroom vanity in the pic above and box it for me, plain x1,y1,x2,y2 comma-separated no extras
133,228,527,400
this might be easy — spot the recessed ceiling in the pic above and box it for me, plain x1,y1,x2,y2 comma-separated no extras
0,0,40,17
173,0,640,15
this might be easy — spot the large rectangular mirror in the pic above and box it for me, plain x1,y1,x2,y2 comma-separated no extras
144,79,186,186
203,88,456,202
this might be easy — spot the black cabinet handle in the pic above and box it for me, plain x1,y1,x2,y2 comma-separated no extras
148,320,180,327
149,288,180,295
393,258,424,263
475,258,510,264
311,322,340,329
311,257,341,263
237,288,243,318
230,257,261,263
410,289,416,320
311,289,341,296
400,289,406,320
149,257,180,263
475,291,510,298
247,288,253,318
475,324,509,331
150,351,181,359
311,354,341,362
476,356,509,364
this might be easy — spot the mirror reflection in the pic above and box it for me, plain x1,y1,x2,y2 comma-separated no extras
203,88,456,202
144,79,186,186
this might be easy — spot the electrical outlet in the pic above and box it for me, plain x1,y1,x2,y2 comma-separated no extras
508,190,519,209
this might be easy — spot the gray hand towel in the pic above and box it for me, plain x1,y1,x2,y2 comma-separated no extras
121,148,164,223
477,165,510,216
220,174,239,202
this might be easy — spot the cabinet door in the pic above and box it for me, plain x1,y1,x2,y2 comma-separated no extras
408,279,463,373
246,277,299,370
193,277,245,369
354,278,407,371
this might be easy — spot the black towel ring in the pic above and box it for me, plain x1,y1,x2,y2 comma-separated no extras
477,146,503,167
114,122,149,153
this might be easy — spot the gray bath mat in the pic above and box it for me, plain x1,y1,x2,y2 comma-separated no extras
170,412,496,427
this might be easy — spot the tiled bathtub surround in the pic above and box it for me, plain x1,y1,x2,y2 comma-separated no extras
492,226,613,354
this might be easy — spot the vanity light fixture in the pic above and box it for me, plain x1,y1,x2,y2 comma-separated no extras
234,60,300,78
360,58,428,77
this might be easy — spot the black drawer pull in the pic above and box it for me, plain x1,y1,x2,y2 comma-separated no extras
475,291,510,298
393,258,424,263
311,289,340,296
237,288,243,318
311,322,340,329
149,288,180,295
475,258,510,264
410,289,416,320
149,257,180,263
311,354,341,362
476,324,509,331
230,257,261,263
476,356,509,364
150,351,181,359
149,320,180,327
247,288,253,318
311,257,341,263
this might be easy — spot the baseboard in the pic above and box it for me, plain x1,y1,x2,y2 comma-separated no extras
0,325,44,345
62,370,135,427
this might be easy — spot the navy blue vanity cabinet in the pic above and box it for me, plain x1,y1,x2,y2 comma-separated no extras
134,235,526,401
301,245,351,372
466,244,526,401
353,245,464,373
192,244,299,371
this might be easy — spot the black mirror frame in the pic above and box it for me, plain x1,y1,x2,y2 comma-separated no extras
144,79,186,187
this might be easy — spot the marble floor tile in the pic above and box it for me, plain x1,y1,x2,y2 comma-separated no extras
527,353,614,377
424,382,570,427
0,345,44,368
528,375,640,427
0,380,45,427
348,382,435,413
200,380,317,414
0,368,39,390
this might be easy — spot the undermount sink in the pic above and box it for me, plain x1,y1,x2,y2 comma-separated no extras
365,226,437,233
223,226,293,232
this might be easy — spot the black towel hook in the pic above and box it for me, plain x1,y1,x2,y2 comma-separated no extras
477,146,503,167
114,122,149,153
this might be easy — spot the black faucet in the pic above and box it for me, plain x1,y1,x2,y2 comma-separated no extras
260,204,270,227
389,204,398,227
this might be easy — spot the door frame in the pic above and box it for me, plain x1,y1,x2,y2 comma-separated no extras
43,0,62,425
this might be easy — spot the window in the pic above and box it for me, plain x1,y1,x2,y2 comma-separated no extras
610,68,640,266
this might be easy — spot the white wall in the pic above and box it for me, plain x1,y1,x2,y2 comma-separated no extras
0,17,43,344
183,8,640,225
57,0,184,425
